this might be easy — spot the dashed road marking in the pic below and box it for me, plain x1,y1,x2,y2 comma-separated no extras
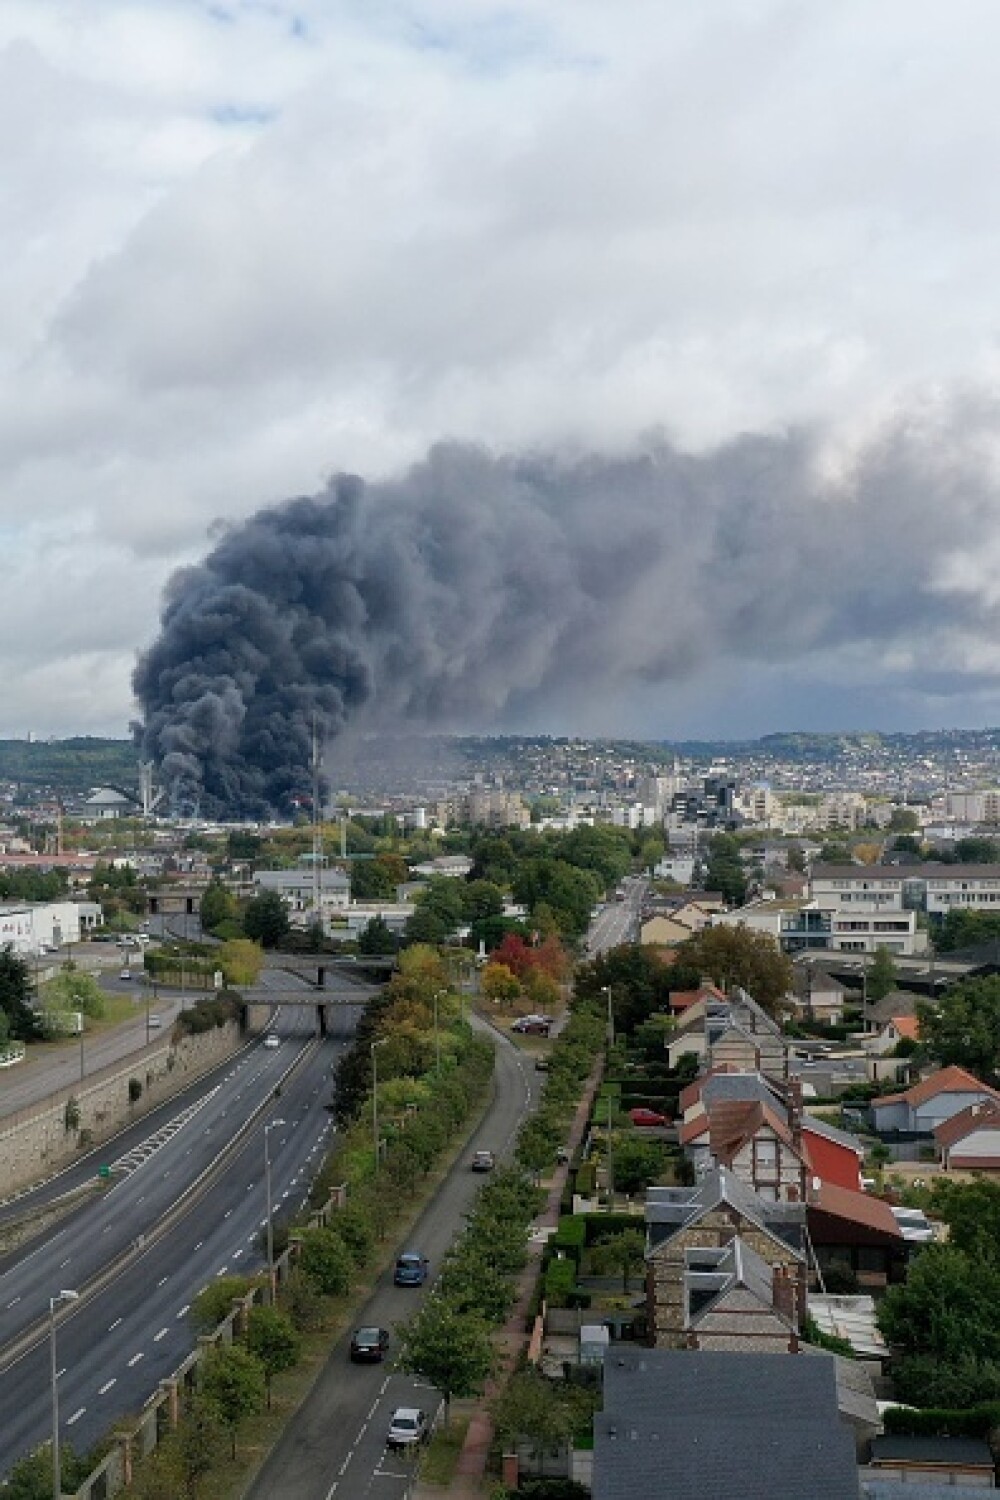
98,1379,116,1395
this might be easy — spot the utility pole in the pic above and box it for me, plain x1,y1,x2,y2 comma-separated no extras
311,717,322,935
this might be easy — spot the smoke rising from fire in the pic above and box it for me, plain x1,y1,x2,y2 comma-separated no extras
134,414,1000,816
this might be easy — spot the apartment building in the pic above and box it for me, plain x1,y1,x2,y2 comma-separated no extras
712,897,919,956
812,861,1000,921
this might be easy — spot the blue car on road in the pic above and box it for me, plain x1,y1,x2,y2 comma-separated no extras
393,1251,429,1287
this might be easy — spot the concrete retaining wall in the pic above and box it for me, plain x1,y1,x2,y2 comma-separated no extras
0,1022,242,1194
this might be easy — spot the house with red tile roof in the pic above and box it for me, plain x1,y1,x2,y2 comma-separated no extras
868,1013,920,1057
870,1066,1000,1135
668,981,725,1016
934,1099,1000,1171
806,1179,906,1289
678,1071,864,1194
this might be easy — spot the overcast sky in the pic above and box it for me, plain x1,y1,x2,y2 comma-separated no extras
7,0,1000,742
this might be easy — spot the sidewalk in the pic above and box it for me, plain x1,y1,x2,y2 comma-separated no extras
414,1057,604,1500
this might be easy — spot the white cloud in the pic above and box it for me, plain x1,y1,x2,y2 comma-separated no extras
6,0,1000,735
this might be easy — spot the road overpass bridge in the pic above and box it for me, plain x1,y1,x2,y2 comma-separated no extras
245,977,380,1037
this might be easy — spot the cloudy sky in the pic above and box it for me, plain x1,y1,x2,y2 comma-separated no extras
7,0,1000,742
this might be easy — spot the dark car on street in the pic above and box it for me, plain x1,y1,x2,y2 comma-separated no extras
393,1251,429,1287
349,1326,390,1363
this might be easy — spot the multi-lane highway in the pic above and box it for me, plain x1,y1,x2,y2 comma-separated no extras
0,1003,362,1478
245,1021,534,1500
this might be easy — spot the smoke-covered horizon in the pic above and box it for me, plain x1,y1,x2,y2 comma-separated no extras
134,411,1000,817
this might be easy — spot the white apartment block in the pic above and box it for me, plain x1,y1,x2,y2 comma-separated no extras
254,865,350,914
712,897,919,955
817,793,867,831
929,790,1000,825
812,862,1000,921
735,785,775,827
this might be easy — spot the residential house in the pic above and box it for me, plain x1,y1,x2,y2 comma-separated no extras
712,894,920,955
668,981,725,1016
934,1099,1000,1172
789,961,849,1023
593,1348,859,1500
678,1071,864,1194
667,988,789,1078
867,1014,920,1057
640,896,718,948
680,1239,802,1352
871,1066,1000,1136
645,1168,806,1349
806,1180,907,1289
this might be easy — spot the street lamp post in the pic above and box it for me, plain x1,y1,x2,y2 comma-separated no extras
49,1288,79,1500
264,1119,286,1302
603,985,614,1049
432,990,444,1073
371,1038,388,1172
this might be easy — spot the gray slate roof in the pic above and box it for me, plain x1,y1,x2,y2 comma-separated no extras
645,1168,806,1258
870,1434,994,1466
594,1348,860,1500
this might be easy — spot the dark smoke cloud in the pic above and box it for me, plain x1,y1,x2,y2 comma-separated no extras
134,414,1000,816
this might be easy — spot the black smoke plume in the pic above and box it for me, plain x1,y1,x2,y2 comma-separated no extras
134,418,1000,817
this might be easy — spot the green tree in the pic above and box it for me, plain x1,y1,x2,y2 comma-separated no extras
889,807,920,832
575,945,679,1034
590,1227,647,1292
490,1370,576,1466
610,1137,666,1195
191,1276,254,1333
216,938,264,987
228,830,262,862
245,1305,301,1406
918,976,1000,1082
0,946,42,1040
396,1296,494,1422
242,891,291,948
461,879,505,925
358,914,398,955
936,908,1000,954
350,856,403,901
42,968,106,1019
403,905,449,945
866,945,897,1005
932,1178,1000,1265
2,1444,89,1499
513,859,601,938
199,881,237,933
877,1245,1000,1365
200,1344,266,1457
955,836,1000,863
704,833,747,906
298,1226,353,1297
677,925,793,1016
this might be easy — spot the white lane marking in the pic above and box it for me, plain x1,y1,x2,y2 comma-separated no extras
154,1328,168,1342
59,1257,71,1268
66,1408,85,1426
177,1304,190,1318
6,1297,20,1309
109,1318,122,1331
98,1379,116,1395
157,1276,168,1287
194,1241,203,1250
128,1352,144,1366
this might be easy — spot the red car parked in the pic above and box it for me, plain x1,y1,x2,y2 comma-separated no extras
629,1107,669,1128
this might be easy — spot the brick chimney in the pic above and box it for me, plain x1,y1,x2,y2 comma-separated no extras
772,1263,801,1347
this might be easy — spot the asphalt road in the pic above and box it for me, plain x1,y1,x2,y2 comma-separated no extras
0,1009,356,1477
245,1022,535,1500
586,876,646,956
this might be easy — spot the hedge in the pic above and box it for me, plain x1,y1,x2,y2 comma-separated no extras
883,1402,1000,1439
